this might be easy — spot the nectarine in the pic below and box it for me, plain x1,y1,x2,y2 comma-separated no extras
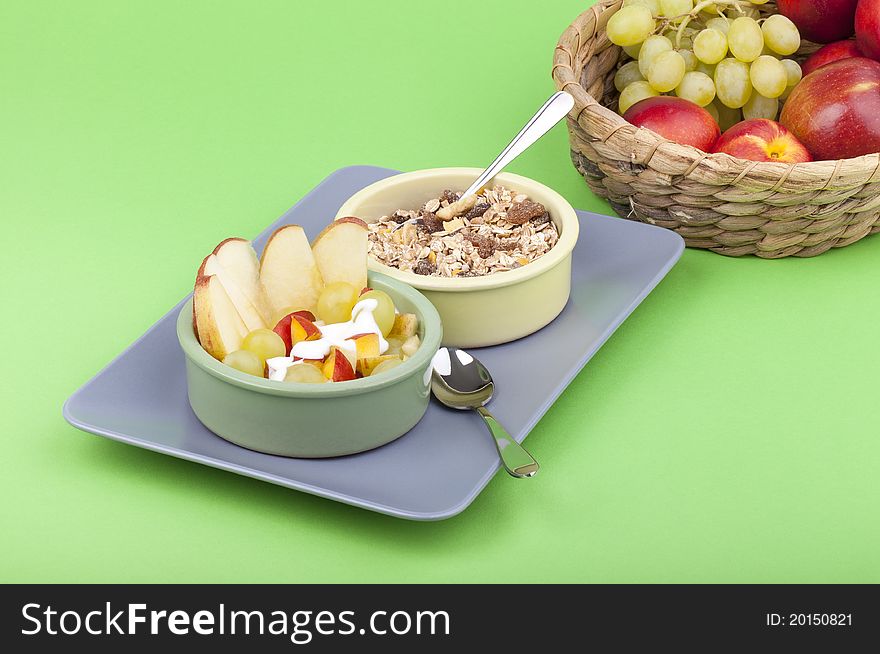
712,119,813,163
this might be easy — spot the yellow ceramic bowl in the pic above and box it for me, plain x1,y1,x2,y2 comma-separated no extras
335,168,580,347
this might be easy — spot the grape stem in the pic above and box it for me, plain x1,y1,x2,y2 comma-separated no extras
673,0,753,48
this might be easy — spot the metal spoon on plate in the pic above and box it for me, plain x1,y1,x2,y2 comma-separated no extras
431,347,539,478
393,90,575,231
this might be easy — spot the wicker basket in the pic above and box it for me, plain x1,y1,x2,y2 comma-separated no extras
552,0,880,258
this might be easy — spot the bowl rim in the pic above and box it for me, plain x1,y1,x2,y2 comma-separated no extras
334,168,580,292
177,272,442,398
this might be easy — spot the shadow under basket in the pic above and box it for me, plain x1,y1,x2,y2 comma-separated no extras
552,0,880,258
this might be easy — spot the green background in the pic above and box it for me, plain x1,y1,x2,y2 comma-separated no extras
2,0,878,583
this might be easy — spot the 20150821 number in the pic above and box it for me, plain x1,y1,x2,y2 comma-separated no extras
766,613,852,627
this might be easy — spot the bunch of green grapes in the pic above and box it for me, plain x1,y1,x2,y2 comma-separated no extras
608,0,803,129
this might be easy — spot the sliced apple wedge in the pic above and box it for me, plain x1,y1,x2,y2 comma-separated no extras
212,238,274,326
389,313,418,339
260,225,324,316
311,217,368,291
193,274,248,360
356,354,401,377
200,254,266,332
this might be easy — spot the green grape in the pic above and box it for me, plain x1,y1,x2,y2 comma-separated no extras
742,93,779,121
761,14,800,56
638,35,673,77
370,358,404,377
713,101,742,131
705,101,720,124
358,289,396,336
664,27,696,49
223,350,265,377
614,60,645,92
678,49,698,72
693,28,728,65
315,281,359,324
385,336,404,357
623,43,643,59
778,59,802,100
284,364,328,384
695,60,716,78
660,0,693,23
623,0,660,14
675,71,716,106
749,55,787,99
607,6,656,47
241,328,286,364
647,50,686,92
780,59,802,87
619,80,660,114
728,17,763,63
714,58,752,109
678,35,694,50
705,18,730,35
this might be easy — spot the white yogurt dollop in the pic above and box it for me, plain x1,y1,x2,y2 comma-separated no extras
266,299,389,381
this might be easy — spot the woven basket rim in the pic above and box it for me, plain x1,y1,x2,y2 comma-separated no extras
552,0,880,193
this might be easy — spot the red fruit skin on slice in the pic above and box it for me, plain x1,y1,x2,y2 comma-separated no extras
273,310,318,355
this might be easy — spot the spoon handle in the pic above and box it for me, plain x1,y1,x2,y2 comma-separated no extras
475,406,539,478
461,91,575,200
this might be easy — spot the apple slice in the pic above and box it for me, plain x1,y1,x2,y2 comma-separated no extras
322,346,356,382
212,238,273,326
260,225,325,316
311,217,368,291
200,253,266,333
389,313,418,339
193,274,248,360
356,354,401,377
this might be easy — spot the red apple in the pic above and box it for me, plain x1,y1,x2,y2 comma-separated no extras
623,97,720,151
272,310,318,354
712,119,813,163
857,0,880,60
802,40,864,76
777,0,858,44
779,57,880,160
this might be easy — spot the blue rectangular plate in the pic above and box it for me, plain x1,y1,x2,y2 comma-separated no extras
64,166,684,520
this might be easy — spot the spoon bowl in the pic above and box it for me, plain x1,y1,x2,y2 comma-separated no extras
431,347,539,478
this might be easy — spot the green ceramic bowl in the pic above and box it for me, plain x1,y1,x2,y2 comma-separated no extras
177,272,442,458
335,168,580,347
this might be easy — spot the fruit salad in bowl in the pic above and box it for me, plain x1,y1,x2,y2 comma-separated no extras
177,217,442,458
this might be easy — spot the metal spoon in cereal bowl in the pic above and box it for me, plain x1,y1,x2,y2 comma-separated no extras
431,347,539,478
393,90,574,231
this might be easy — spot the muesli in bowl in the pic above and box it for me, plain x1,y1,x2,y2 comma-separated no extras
368,186,560,279
335,168,580,348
